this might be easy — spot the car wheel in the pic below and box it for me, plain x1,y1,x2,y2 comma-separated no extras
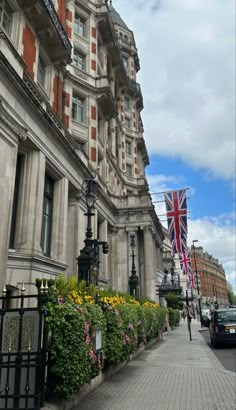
212,338,218,348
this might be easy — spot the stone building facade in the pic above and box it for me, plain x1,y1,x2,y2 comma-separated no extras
190,246,228,308
0,0,164,301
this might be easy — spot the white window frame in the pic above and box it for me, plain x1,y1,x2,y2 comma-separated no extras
124,97,130,111
125,117,131,129
0,0,12,35
122,56,129,72
125,141,132,156
72,94,85,123
73,49,86,71
74,14,86,37
126,164,132,177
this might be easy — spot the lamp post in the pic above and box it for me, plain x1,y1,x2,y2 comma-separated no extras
129,234,139,296
77,179,97,285
192,240,202,321
77,179,109,285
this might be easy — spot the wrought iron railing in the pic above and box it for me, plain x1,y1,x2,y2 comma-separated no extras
0,291,48,410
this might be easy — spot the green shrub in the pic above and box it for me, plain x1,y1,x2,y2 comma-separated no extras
168,308,180,328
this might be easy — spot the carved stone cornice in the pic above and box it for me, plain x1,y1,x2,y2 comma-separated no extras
0,98,28,141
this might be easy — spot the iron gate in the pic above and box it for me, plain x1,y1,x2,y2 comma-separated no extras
0,293,48,410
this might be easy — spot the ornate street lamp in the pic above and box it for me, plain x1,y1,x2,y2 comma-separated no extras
77,179,97,285
77,179,109,285
192,240,202,320
129,234,139,296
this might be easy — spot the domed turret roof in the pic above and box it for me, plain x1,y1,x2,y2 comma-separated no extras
109,2,129,31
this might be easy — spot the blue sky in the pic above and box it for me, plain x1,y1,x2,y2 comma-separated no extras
114,0,236,291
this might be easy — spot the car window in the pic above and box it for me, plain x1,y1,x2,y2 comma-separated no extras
215,310,236,323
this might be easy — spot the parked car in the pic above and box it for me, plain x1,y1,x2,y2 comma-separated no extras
209,309,236,347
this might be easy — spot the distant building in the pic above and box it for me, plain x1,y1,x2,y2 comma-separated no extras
191,246,228,308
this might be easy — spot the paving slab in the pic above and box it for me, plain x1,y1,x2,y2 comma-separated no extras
73,320,236,410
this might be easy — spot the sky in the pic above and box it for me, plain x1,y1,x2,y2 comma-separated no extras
114,0,236,292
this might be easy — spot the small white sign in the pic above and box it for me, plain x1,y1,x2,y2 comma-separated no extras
229,329,235,333
95,327,102,351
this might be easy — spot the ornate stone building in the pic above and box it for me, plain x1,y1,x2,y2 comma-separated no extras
0,0,164,301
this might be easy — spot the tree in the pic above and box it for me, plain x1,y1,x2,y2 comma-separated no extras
227,282,236,305
165,293,183,310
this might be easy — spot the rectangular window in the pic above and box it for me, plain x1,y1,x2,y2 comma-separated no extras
126,164,132,177
122,56,128,71
41,175,54,257
9,155,22,249
72,95,84,123
74,14,85,37
0,0,12,35
37,56,46,87
73,50,85,71
124,97,130,111
125,141,132,156
125,117,131,128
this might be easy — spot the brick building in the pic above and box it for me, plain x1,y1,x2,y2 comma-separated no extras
0,0,164,300
191,246,228,308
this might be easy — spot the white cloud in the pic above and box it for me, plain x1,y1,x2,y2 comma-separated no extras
117,0,235,180
146,174,235,289
188,217,236,290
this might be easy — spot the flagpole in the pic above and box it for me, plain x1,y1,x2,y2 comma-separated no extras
150,187,190,196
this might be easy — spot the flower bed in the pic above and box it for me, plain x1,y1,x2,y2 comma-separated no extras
39,276,174,398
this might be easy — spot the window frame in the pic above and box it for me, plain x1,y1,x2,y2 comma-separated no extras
72,94,85,123
73,49,86,71
0,0,12,35
125,141,132,156
126,164,132,177
9,154,22,249
74,14,86,37
124,97,130,111
122,56,129,71
125,117,131,129
41,175,54,257
37,55,47,87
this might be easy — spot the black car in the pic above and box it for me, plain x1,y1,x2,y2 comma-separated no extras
209,309,236,347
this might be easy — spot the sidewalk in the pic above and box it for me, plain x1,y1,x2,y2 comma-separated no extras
73,320,236,410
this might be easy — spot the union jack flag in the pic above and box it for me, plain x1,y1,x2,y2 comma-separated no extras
179,248,191,274
171,234,187,255
164,189,188,254
187,271,196,289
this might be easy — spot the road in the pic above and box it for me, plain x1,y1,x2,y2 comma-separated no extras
200,328,236,372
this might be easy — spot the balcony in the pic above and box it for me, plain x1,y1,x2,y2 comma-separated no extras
158,270,182,297
17,0,72,64
96,77,117,120
126,78,143,109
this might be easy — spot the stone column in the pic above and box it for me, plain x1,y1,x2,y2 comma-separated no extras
143,226,156,300
116,228,128,292
0,137,18,291
51,177,68,263
16,150,45,255
108,226,118,289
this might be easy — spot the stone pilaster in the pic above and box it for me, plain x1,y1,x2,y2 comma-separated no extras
51,177,69,263
0,138,18,291
116,228,129,292
143,226,156,300
16,150,46,255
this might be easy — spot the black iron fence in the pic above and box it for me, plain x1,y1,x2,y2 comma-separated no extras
0,292,48,410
